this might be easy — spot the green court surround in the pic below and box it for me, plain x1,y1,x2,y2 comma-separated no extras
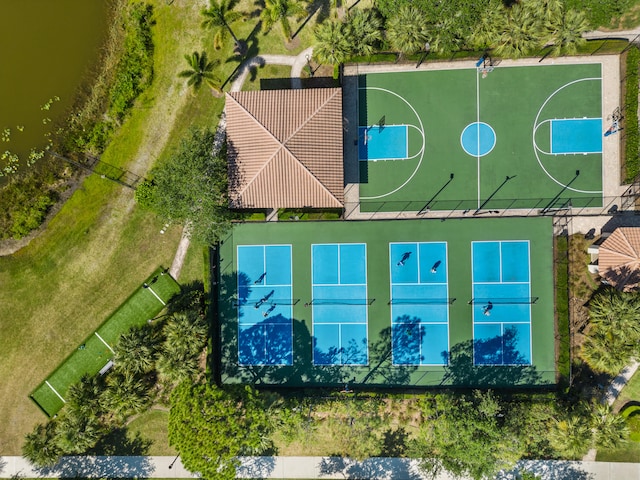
217,217,555,388
357,63,603,212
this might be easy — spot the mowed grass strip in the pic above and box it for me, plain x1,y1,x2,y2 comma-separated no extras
30,269,180,417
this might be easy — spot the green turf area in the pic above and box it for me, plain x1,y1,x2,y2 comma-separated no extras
356,63,603,212
217,217,555,388
30,268,180,417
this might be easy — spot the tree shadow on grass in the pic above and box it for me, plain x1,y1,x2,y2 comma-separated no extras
379,426,408,456
88,428,152,456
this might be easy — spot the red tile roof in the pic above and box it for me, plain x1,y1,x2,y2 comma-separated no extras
226,88,344,209
599,228,640,290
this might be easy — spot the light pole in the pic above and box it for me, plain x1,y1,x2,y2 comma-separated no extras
416,42,431,69
168,455,180,469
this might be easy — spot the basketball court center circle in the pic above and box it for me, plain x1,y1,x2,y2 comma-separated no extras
460,122,496,157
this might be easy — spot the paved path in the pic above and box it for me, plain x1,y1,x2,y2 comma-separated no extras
3,455,640,479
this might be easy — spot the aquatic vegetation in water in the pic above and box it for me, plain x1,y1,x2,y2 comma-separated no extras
2,128,11,142
40,96,60,111
0,150,20,176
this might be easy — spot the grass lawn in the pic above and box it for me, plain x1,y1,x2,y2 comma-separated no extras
0,0,323,454
30,269,180,417
125,408,176,456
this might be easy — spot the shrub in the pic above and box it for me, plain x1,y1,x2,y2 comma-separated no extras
624,46,640,182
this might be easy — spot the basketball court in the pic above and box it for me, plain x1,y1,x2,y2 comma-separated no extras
354,60,608,212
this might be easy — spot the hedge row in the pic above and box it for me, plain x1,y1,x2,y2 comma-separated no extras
625,46,640,183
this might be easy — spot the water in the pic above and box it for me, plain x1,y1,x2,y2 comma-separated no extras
0,0,110,180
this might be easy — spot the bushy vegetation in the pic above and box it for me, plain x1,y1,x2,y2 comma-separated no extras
580,287,640,375
169,382,273,480
624,45,640,182
167,387,628,480
313,0,598,64
22,285,208,467
0,167,60,240
565,0,634,28
66,0,155,154
0,1,155,242
136,127,236,245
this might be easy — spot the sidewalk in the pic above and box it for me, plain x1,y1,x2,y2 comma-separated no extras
2,455,640,479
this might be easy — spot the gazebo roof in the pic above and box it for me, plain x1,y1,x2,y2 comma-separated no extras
599,227,640,290
225,88,344,209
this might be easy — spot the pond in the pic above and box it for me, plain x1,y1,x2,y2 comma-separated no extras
0,0,110,181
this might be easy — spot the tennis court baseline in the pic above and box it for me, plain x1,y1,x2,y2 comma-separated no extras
237,245,293,366
472,241,532,365
390,242,449,365
312,243,368,366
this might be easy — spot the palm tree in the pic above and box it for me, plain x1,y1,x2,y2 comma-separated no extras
23,422,62,467
591,404,629,449
346,9,383,57
178,51,221,94
313,19,351,66
201,0,244,51
545,6,590,56
55,411,104,454
66,374,107,419
494,0,545,58
114,326,158,377
580,288,640,374
103,373,151,420
386,6,430,56
548,415,592,459
469,0,506,51
260,0,307,41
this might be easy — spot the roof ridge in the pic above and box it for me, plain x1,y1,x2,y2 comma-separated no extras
227,93,285,199
284,89,340,147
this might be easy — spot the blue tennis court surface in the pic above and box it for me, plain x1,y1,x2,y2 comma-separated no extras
358,125,408,160
551,118,602,154
472,241,532,365
390,242,449,365
312,244,368,365
237,245,293,365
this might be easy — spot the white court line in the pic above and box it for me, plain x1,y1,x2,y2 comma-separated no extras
476,68,481,209
146,285,166,305
95,332,115,354
45,381,65,403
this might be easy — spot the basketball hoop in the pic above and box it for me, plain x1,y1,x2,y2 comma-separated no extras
481,66,494,78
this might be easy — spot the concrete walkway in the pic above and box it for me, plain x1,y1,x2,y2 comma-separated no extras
3,455,640,479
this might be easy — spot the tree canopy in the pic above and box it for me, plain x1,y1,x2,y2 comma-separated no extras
138,127,235,245
580,288,640,375
168,381,273,479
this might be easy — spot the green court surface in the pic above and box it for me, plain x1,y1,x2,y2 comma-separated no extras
357,63,603,212
30,268,180,417
217,217,555,388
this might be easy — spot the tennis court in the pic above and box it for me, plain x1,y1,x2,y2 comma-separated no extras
237,245,293,365
312,243,368,365
356,62,603,211
217,216,555,388
390,242,450,365
471,241,532,365
30,268,180,417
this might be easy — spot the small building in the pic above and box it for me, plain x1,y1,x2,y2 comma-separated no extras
588,227,640,291
225,88,344,211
